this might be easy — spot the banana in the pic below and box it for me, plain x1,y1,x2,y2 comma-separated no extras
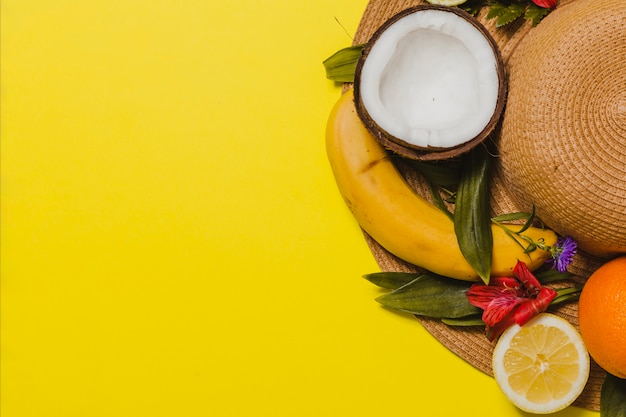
326,90,557,281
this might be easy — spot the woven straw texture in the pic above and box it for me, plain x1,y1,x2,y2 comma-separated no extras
498,0,626,257
348,0,625,411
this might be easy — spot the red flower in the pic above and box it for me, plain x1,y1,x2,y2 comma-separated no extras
466,261,558,341
532,0,557,9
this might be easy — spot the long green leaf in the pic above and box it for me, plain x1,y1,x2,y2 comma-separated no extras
454,146,493,284
601,374,626,417
491,211,533,223
516,205,536,234
375,274,479,318
363,272,421,290
427,181,454,221
535,269,574,284
408,159,462,187
322,44,364,82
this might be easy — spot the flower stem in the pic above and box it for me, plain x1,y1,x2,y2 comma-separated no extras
550,286,583,306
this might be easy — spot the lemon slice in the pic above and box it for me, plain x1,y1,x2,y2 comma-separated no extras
492,313,590,414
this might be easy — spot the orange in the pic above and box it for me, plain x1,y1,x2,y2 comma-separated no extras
578,256,626,378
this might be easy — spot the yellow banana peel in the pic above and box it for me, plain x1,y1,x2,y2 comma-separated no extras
326,90,557,281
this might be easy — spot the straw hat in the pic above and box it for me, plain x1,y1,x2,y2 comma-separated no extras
347,0,625,410
498,0,626,257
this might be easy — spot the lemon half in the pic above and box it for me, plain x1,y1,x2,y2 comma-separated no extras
492,313,590,414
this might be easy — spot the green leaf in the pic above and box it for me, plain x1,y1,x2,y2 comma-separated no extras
515,204,536,234
363,271,421,290
601,374,626,417
458,0,486,16
497,3,525,27
525,3,550,26
454,146,493,284
427,181,454,221
550,291,581,307
375,273,480,318
486,1,525,27
485,2,509,20
322,44,364,82
535,269,574,283
406,159,459,220
407,159,462,187
398,158,460,220
491,211,533,223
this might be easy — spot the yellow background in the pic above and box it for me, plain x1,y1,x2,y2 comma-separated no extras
1,1,597,416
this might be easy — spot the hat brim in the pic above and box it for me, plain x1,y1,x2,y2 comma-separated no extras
350,0,610,410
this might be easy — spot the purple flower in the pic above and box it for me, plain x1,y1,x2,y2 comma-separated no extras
549,236,577,272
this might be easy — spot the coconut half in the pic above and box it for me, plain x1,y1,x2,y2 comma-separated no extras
354,6,506,160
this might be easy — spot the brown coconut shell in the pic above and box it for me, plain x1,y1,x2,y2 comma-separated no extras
497,0,626,257
346,0,620,411
353,5,507,161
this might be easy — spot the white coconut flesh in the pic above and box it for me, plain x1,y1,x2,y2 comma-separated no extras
359,9,500,149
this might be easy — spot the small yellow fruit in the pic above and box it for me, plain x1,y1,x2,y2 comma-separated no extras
492,313,590,414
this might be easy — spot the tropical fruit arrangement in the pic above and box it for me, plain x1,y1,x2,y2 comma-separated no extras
323,0,626,414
